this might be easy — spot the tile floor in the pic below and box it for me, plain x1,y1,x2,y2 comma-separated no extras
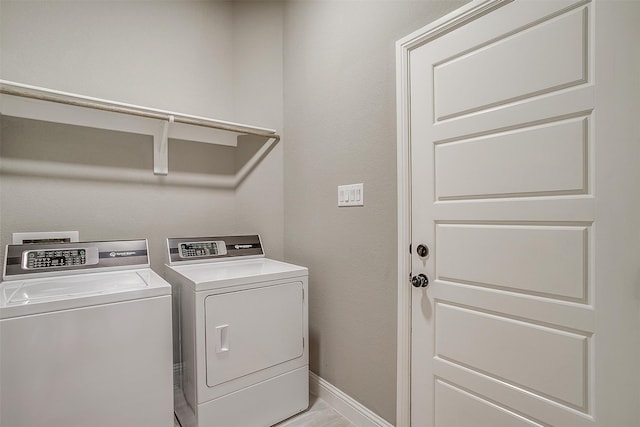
275,395,355,427
173,394,354,427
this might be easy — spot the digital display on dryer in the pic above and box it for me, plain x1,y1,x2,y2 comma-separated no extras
179,241,227,258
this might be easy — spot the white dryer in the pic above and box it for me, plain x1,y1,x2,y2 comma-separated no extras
165,235,308,427
0,239,174,427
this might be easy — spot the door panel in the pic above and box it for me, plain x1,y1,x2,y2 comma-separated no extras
406,0,640,426
434,6,588,121
204,282,303,387
436,303,588,409
435,118,588,200
436,224,588,300
435,380,543,427
432,358,595,427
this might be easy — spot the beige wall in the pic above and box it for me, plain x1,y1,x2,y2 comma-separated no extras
233,1,285,260
0,0,284,266
1,1,235,118
282,1,466,422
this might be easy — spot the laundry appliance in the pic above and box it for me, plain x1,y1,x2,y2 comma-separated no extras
0,239,174,427
165,235,308,427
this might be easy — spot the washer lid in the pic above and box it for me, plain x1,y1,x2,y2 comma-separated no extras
167,258,308,291
0,268,171,319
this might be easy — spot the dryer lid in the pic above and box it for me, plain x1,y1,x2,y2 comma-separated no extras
167,258,307,292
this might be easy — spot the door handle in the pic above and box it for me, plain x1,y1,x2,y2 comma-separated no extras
215,324,229,353
411,273,429,288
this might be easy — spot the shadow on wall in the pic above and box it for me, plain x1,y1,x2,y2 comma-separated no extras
309,326,321,376
0,116,276,189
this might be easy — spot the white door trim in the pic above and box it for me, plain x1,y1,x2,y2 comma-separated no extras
394,1,512,425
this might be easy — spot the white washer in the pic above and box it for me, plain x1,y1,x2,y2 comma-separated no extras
165,235,308,427
0,239,174,427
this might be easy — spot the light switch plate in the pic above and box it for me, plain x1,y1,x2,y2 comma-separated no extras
338,183,364,207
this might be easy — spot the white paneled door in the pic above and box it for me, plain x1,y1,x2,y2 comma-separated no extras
403,0,640,426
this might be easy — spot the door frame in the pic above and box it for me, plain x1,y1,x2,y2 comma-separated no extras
394,1,511,425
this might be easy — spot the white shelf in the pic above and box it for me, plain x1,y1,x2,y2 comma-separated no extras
0,80,280,179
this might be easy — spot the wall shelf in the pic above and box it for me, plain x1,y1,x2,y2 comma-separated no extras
0,80,280,182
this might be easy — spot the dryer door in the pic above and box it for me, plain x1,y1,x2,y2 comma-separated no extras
204,282,304,387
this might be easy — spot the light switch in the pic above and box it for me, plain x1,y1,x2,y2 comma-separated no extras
338,183,364,207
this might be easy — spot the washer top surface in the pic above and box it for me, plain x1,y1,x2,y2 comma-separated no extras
0,268,171,319
167,258,307,292
1,239,170,319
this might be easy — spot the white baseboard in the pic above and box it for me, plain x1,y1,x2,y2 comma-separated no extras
309,371,394,427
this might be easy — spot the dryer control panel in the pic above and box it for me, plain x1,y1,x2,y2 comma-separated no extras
178,241,228,259
167,235,263,265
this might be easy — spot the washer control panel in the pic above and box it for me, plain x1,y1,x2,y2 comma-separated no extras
22,247,99,270
179,241,227,259
3,239,150,280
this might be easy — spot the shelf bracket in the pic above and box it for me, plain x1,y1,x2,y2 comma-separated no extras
153,116,172,175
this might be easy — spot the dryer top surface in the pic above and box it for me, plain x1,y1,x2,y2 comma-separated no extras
166,258,308,291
